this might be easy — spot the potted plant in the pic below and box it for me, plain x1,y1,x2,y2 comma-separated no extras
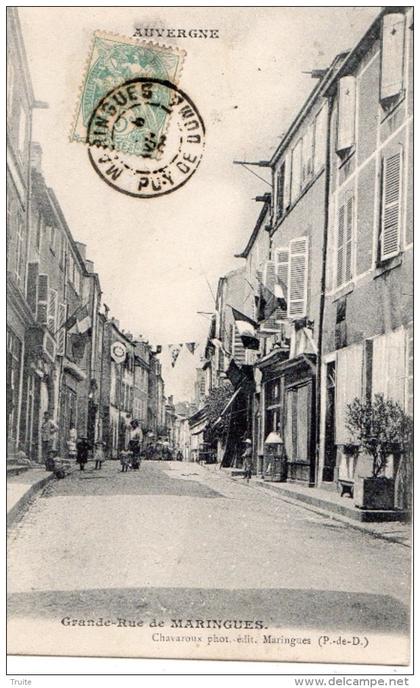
345,394,413,510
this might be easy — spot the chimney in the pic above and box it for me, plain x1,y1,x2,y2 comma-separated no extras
85,259,95,273
31,142,43,172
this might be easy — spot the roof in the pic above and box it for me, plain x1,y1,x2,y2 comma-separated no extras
270,51,349,167
323,7,410,96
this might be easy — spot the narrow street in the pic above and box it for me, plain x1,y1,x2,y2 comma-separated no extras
8,461,410,639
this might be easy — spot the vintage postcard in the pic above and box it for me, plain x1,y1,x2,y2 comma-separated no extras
6,5,413,668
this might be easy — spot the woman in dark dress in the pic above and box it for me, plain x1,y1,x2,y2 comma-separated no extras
76,437,90,471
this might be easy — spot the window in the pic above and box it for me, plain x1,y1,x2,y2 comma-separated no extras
50,226,56,254
275,247,289,315
68,253,74,284
276,161,285,219
380,13,406,104
14,211,26,288
291,139,303,202
336,76,356,155
7,328,23,445
47,288,58,334
265,379,282,436
336,196,354,288
314,105,328,173
287,237,308,318
379,150,402,261
301,123,314,185
59,234,66,269
74,266,81,294
56,303,67,355
36,212,43,252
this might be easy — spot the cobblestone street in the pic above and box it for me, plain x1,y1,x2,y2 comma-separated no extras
8,461,410,642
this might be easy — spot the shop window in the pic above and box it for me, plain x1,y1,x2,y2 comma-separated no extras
265,379,281,437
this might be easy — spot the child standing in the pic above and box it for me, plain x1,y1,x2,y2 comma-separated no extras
120,450,131,472
94,440,106,470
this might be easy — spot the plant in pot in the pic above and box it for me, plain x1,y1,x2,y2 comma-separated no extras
345,394,413,510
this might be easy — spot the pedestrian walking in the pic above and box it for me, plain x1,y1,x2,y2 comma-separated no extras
67,424,77,461
128,419,142,469
76,436,90,471
242,439,253,483
93,440,106,469
120,450,131,472
41,412,59,468
176,450,183,462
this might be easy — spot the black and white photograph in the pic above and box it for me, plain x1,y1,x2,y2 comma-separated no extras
6,3,414,673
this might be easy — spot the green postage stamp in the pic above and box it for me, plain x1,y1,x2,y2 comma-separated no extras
70,31,185,149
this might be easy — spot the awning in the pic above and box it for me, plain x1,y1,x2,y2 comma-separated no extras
213,387,242,427
190,417,208,436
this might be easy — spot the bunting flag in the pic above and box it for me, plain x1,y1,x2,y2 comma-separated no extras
185,342,196,355
231,307,259,350
169,344,182,368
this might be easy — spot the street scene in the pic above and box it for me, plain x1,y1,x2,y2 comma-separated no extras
7,5,413,667
8,460,411,636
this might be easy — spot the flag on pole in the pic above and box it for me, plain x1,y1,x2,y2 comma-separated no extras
231,307,259,350
65,304,92,335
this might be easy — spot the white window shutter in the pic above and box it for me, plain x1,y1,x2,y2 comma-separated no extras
37,274,49,325
380,13,406,102
288,237,308,319
47,289,58,333
56,303,67,356
275,248,289,292
336,205,345,288
381,151,402,260
345,197,354,284
291,139,303,202
337,76,356,154
283,152,291,210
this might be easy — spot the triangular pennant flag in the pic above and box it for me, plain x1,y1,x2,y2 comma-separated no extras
186,342,196,355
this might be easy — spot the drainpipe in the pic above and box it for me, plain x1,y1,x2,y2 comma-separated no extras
314,95,333,487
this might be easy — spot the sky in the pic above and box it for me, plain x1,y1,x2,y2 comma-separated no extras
19,6,379,402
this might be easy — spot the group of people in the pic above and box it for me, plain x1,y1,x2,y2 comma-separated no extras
40,412,144,473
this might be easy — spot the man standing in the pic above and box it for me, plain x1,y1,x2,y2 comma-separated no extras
242,438,253,483
41,412,58,467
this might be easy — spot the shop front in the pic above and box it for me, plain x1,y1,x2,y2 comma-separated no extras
257,349,317,485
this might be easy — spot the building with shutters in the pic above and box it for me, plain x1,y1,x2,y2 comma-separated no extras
101,318,136,458
133,337,151,434
24,148,104,461
6,8,36,459
240,55,348,485
318,7,413,503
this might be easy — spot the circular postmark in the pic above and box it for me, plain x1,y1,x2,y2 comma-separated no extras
87,77,205,198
